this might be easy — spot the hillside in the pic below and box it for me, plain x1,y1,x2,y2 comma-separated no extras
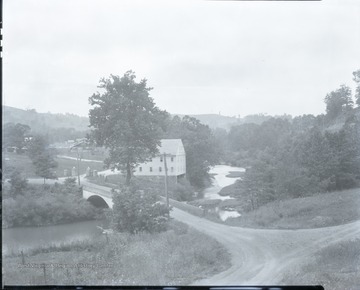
173,113,292,130
174,114,242,130
3,106,244,132
2,106,90,132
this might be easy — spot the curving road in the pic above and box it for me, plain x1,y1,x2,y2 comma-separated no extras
25,162,360,285
171,207,360,285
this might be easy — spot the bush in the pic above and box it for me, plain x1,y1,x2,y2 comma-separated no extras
7,170,28,196
170,179,195,201
111,185,170,234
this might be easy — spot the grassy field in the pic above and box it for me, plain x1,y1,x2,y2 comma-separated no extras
3,152,106,178
281,239,360,289
56,148,107,162
225,188,360,229
3,220,231,286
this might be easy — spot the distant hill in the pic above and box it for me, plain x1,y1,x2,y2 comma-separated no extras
2,106,90,133
174,114,242,130
3,105,296,135
173,113,288,130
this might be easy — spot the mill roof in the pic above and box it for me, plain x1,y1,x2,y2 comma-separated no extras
158,139,184,155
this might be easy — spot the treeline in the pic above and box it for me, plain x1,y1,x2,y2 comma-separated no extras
218,69,360,209
3,122,87,145
3,106,88,144
3,106,90,131
162,115,220,188
3,125,59,183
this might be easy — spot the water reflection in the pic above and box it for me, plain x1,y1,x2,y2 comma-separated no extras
2,219,106,256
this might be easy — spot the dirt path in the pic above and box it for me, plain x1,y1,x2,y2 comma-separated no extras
26,174,360,285
171,207,360,285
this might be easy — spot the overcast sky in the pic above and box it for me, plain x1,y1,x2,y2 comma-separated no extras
3,0,360,118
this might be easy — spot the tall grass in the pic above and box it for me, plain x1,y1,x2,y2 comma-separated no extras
282,239,360,290
3,220,231,286
225,188,360,229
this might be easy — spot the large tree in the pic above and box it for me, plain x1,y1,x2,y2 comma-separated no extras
164,115,220,188
324,85,353,120
28,135,58,184
88,71,168,185
3,123,31,152
32,153,58,184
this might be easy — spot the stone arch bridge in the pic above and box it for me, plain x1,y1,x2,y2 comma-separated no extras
82,182,114,209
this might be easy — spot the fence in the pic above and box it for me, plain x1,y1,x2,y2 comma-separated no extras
159,196,205,217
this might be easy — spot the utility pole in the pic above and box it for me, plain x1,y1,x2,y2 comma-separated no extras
76,147,81,186
163,152,169,209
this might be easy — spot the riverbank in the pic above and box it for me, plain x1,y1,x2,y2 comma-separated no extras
2,182,100,229
224,187,360,229
3,220,231,286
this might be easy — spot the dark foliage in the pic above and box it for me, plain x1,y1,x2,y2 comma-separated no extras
223,72,360,209
3,122,31,152
2,181,98,228
164,115,221,188
88,71,169,184
28,135,58,182
110,185,170,234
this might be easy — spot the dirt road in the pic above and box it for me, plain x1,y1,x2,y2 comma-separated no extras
171,207,360,285
26,174,360,285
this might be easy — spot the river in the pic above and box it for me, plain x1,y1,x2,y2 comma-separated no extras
2,164,243,255
2,220,106,256
203,165,245,221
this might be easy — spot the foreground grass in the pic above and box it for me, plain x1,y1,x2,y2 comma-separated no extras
225,188,360,229
3,152,105,178
281,239,360,290
3,220,231,286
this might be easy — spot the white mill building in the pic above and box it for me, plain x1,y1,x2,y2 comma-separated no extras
133,139,186,181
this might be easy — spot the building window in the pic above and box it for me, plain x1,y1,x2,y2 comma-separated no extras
150,167,153,172
171,167,174,172
171,157,174,162
139,167,142,172
160,156,163,162
159,167,162,172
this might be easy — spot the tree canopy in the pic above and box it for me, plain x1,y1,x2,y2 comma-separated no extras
324,85,353,120
28,135,58,183
164,115,220,188
353,69,360,106
89,71,168,185
3,123,31,152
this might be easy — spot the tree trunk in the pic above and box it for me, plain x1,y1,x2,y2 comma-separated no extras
125,162,131,186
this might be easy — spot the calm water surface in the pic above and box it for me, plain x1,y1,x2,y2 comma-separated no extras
203,165,245,221
2,220,105,256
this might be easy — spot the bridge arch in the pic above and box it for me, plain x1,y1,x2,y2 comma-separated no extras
87,195,110,209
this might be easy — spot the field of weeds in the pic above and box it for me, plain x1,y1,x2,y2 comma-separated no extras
3,220,231,286
225,188,360,229
281,239,360,289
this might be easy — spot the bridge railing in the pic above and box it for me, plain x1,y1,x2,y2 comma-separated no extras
82,185,113,198
159,196,205,217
